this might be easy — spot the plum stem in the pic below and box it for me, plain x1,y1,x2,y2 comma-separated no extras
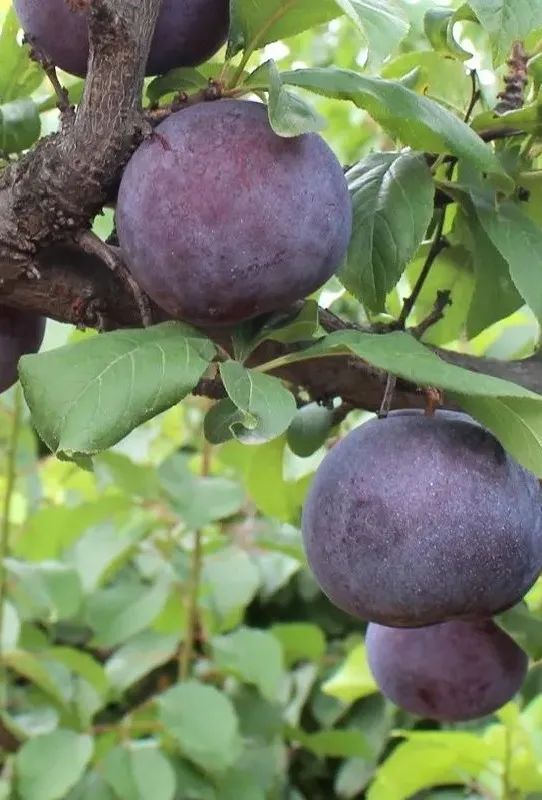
378,374,397,419
0,385,23,706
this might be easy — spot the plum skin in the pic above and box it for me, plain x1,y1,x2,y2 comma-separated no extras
14,0,229,77
302,410,542,627
0,308,46,394
366,620,528,722
116,100,352,327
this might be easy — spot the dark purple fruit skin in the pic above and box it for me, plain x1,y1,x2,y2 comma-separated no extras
302,410,542,627
366,620,527,722
116,100,352,326
14,0,229,78
0,308,46,394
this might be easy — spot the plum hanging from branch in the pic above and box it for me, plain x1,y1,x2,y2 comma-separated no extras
14,0,229,77
116,100,352,326
302,410,542,627
366,619,528,721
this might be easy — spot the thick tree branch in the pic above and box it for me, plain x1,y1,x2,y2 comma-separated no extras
2,245,542,413
0,0,161,268
1,2,541,417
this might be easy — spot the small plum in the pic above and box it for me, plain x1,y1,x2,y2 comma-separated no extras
116,100,352,326
14,0,229,77
302,410,542,627
366,619,528,721
0,307,46,394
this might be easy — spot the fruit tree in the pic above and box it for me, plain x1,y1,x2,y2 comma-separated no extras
2,1,542,798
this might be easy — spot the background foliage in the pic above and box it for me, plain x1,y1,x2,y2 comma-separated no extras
3,0,542,798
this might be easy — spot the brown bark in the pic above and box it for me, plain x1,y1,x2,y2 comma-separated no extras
0,0,541,415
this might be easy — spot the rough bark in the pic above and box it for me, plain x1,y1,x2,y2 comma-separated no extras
0,0,540,415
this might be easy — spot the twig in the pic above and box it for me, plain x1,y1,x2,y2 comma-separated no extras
0,386,23,707
75,230,153,327
24,37,75,122
464,70,481,123
411,290,452,339
378,374,397,419
179,437,211,681
397,209,448,329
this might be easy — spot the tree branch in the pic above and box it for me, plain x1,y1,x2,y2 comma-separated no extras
0,0,162,268
2,244,542,413
1,2,541,418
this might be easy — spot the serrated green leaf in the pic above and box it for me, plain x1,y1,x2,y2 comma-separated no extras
271,623,326,665
227,0,340,58
103,744,176,800
211,627,284,700
220,361,297,443
105,631,179,692
158,681,241,773
323,644,377,703
263,60,326,136
280,68,510,184
19,322,215,458
467,0,542,64
0,98,40,153
16,731,93,800
341,152,435,311
335,0,409,66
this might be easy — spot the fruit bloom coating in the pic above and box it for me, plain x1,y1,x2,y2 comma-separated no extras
116,100,352,326
14,0,229,77
0,308,46,393
366,620,528,721
302,410,542,627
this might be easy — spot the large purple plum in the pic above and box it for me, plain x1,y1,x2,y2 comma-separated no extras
302,410,542,627
0,308,46,394
116,100,352,326
366,620,528,721
14,0,229,77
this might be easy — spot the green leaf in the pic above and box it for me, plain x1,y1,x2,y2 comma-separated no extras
3,650,68,707
1,601,20,650
279,68,510,184
66,772,116,800
16,731,93,800
289,727,370,758
232,301,320,362
6,559,83,620
146,66,208,105
472,196,542,324
423,8,472,60
451,208,522,338
159,453,245,527
336,757,375,798
44,647,109,697
0,9,44,102
342,152,435,311
497,603,542,660
219,361,297,443
323,644,378,703
335,0,409,66
0,99,40,153
19,322,216,458
201,547,261,630
271,623,326,665
217,771,265,800
103,744,176,800
85,576,171,648
287,403,334,457
158,681,241,773
211,627,284,700
227,0,340,58
467,0,542,64
67,520,149,593
449,394,542,476
263,60,326,136
105,631,179,692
